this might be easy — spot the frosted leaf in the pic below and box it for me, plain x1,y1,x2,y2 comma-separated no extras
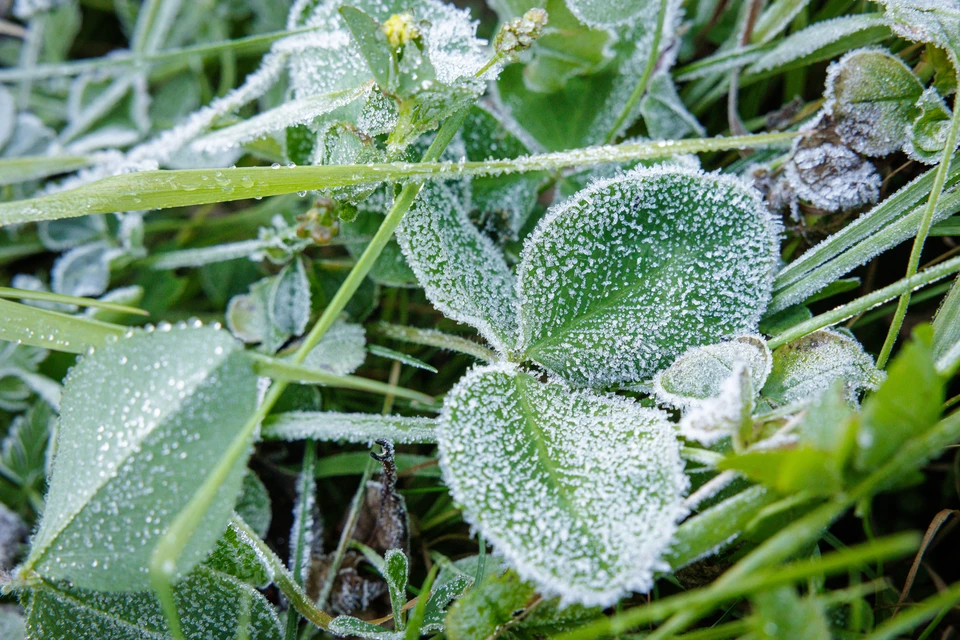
368,344,437,372
298,321,366,376
763,329,884,407
268,258,311,337
149,239,267,270
227,287,272,345
783,113,881,212
38,216,107,252
192,82,373,153
0,606,24,640
0,86,12,152
437,364,688,606
397,181,520,355
748,15,891,74
234,472,272,541
23,565,283,639
206,522,274,588
1,114,55,159
341,205,419,288
24,326,259,591
933,277,960,374
906,87,958,164
678,362,754,445
824,47,923,156
517,167,780,387
262,412,437,444
66,126,141,155
83,286,145,322
329,616,402,640
422,573,473,633
639,71,706,141
653,335,771,410
568,0,656,28
384,549,408,627
877,0,960,61
50,241,122,299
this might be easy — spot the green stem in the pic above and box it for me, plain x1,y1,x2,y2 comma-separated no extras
877,106,960,368
767,254,960,349
604,0,669,144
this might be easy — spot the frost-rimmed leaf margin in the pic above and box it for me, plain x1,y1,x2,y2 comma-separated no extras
515,166,781,386
436,362,689,607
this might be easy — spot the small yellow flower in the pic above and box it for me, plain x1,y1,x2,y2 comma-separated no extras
381,13,419,49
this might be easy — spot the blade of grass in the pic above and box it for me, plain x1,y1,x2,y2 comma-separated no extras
0,286,149,316
0,298,126,353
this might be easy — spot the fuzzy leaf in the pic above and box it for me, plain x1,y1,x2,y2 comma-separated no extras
653,335,771,409
762,329,884,407
422,573,473,633
878,0,960,61
639,71,706,140
517,167,780,386
567,0,656,28
23,565,282,639
437,364,687,606
329,616,402,640
299,321,366,376
906,87,957,164
397,181,520,355
825,47,924,156
268,258,311,337
24,325,259,591
385,549,409,629
262,412,437,444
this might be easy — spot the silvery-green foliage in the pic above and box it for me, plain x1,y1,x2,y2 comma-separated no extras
0,606,24,640
298,321,367,376
678,362,754,445
236,472,273,540
262,412,437,444
0,403,54,513
784,113,881,212
384,549,408,628
38,217,107,252
397,180,520,356
23,565,283,640
50,241,123,299
329,615,402,640
877,0,960,62
906,87,957,164
653,335,771,410
422,573,473,633
933,277,960,374
762,329,885,407
824,47,924,156
437,364,688,606
0,503,27,569
268,258,312,337
23,325,259,592
0,343,60,411
639,71,706,141
206,521,274,588
567,0,654,28
516,167,780,386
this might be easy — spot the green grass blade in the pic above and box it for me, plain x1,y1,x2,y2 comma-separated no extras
0,298,126,353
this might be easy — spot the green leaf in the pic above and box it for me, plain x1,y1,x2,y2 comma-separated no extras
341,208,419,288
437,364,687,606
396,181,520,355
762,329,884,408
567,0,656,28
906,87,957,165
328,616,401,640
0,606,24,640
933,276,960,374
23,565,282,640
653,335,771,409
639,71,705,140
0,401,54,512
235,471,272,540
855,328,945,472
678,362,755,446
444,570,536,640
751,586,832,640
206,521,273,588
368,344,437,373
298,321,366,376
517,167,780,386
422,572,473,634
878,0,960,63
385,549,409,630
0,298,125,354
722,447,847,497
268,258,311,337
339,7,393,91
23,325,259,591
262,411,437,444
825,47,924,156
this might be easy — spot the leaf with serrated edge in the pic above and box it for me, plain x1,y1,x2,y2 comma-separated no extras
24,325,259,591
438,364,688,606
824,47,923,156
397,181,520,355
517,167,780,387
762,329,884,407
654,335,771,410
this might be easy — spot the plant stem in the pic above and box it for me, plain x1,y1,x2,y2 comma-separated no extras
603,0,669,144
877,107,960,368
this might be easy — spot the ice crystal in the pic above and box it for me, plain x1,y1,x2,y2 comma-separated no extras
516,167,781,386
397,180,520,356
653,335,771,410
762,329,885,407
437,363,688,606
25,325,259,591
262,412,437,444
784,113,881,212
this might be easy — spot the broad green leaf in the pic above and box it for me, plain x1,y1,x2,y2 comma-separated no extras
23,565,282,640
824,47,924,156
567,0,655,28
396,181,520,355
268,258,311,337
206,521,273,588
24,325,259,591
298,321,366,376
855,328,945,471
338,7,393,91
933,275,960,374
722,447,847,497
262,412,437,444
437,364,687,606
751,586,832,640
385,549,409,630
0,298,125,354
444,570,536,640
878,0,960,62
797,382,857,455
639,71,705,140
517,167,780,386
762,329,884,408
906,87,957,164
653,335,771,409
235,471,272,540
